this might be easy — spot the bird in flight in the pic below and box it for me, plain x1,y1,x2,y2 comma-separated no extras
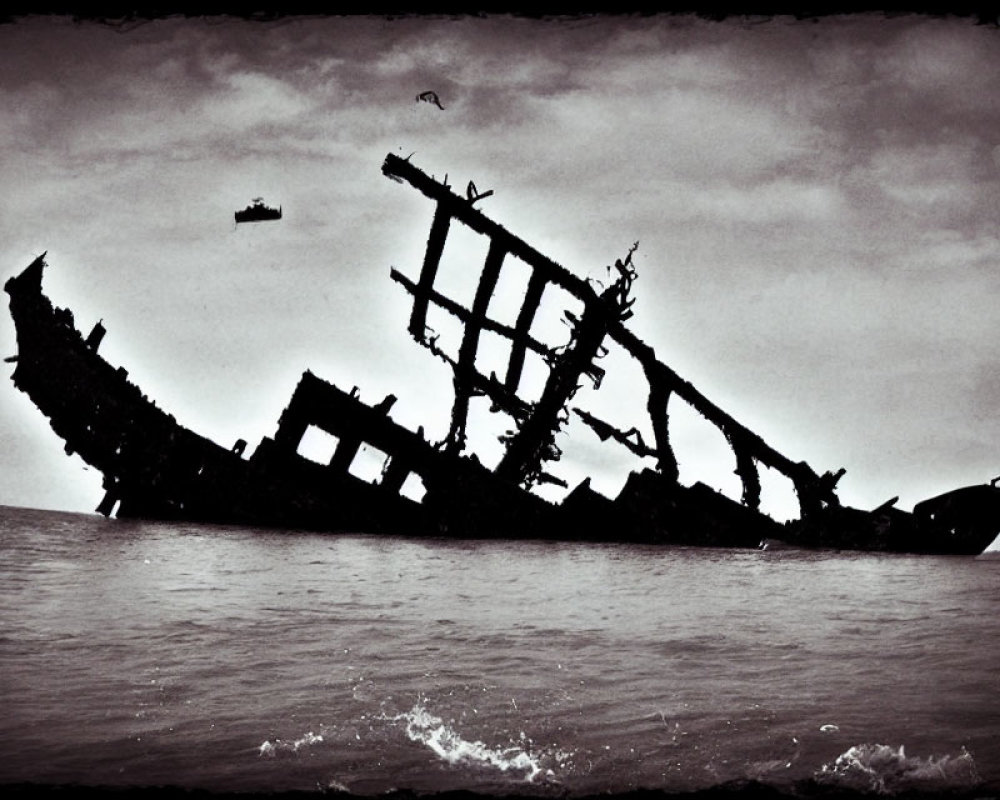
416,90,445,110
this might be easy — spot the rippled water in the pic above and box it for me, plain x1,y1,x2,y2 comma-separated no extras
1,505,998,797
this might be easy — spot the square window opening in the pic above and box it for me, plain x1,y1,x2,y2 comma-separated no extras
297,425,340,465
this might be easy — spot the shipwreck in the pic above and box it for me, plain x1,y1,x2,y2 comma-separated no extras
5,154,999,554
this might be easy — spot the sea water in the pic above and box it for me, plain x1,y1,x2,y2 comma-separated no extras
0,505,997,796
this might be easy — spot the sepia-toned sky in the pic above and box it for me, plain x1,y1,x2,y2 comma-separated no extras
1,13,998,537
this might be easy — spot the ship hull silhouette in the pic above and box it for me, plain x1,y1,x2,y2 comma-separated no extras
5,156,998,554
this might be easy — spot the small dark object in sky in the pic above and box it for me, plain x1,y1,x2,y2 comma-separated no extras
235,197,282,224
416,90,444,110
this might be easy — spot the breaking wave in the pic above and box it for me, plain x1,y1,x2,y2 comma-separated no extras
815,743,979,794
386,702,572,782
257,730,324,758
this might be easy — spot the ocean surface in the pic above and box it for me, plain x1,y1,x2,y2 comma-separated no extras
1,504,998,798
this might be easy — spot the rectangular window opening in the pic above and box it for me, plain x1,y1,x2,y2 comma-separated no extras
399,472,427,504
297,425,340,465
348,443,392,484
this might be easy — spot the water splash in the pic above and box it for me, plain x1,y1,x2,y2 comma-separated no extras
258,730,324,758
387,702,571,782
816,743,979,794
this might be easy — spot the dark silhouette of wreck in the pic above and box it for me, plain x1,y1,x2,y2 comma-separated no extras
235,197,281,224
5,154,999,553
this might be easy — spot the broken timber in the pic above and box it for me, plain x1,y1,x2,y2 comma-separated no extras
381,153,839,518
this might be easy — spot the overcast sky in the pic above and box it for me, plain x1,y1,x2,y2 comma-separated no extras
1,13,998,535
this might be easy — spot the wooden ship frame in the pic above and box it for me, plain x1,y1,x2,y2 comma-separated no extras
5,153,998,554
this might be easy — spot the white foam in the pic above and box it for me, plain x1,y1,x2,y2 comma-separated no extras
388,702,569,782
817,743,979,793
258,730,324,758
